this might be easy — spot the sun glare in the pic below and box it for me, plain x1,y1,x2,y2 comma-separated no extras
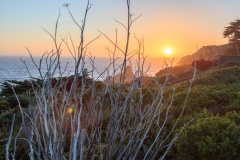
164,48,172,55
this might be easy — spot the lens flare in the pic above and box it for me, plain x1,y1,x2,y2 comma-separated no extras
67,106,74,114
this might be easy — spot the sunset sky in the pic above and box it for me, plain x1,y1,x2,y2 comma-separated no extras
1,0,240,58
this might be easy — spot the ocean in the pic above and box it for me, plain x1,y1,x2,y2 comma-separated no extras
0,56,180,83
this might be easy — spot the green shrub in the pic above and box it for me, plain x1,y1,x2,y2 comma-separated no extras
0,80,34,97
0,100,9,113
174,113,240,160
194,66,240,86
7,95,29,108
168,84,240,117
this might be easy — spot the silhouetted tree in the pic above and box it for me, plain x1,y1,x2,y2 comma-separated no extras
223,19,240,55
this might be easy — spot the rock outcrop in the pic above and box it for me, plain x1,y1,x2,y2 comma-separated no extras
104,66,134,84
176,44,232,66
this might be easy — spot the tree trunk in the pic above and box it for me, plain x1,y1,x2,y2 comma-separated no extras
234,37,240,56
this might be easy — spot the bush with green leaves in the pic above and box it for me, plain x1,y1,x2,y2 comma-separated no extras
174,112,240,160
0,80,35,97
0,99,9,113
7,95,29,109
163,65,240,119
193,66,240,86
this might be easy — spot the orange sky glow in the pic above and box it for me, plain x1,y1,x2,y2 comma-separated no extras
1,0,239,59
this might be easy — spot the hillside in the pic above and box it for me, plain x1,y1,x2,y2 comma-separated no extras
155,64,193,77
1,63,240,159
176,43,232,66
163,63,240,159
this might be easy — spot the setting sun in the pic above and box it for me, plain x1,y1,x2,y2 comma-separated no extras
164,48,172,55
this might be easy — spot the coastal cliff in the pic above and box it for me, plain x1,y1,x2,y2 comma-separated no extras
176,44,232,66
104,66,134,84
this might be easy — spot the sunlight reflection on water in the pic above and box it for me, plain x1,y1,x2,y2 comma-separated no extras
0,56,180,83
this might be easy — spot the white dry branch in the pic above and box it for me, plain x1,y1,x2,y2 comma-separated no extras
6,0,196,159
5,113,15,160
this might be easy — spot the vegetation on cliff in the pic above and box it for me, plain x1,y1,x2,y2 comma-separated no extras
1,60,240,159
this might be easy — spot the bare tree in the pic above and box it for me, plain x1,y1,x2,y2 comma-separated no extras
6,0,196,159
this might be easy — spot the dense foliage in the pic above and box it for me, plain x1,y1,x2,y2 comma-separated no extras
175,112,240,160
165,64,240,159
191,59,218,71
223,19,240,55
1,63,240,159
155,65,193,77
